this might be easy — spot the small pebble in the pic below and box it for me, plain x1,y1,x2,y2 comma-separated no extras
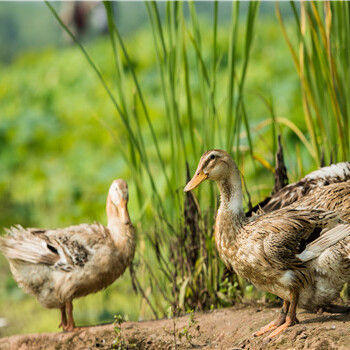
79,331,87,340
299,332,307,340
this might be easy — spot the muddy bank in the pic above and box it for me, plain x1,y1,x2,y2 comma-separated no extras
1,303,350,349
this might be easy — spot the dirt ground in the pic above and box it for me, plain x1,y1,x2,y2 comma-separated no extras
1,303,350,350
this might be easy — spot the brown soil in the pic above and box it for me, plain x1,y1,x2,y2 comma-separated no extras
1,303,350,350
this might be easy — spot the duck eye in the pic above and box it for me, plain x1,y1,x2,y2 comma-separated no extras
210,154,215,160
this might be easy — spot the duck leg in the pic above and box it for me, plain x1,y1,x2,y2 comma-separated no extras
254,300,290,336
263,293,299,342
58,306,67,330
65,301,76,331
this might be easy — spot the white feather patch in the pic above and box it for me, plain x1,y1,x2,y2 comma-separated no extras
296,250,319,262
279,270,295,286
304,162,350,181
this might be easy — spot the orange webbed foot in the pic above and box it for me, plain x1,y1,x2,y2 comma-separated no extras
254,300,289,337
263,315,297,342
60,322,76,332
254,320,280,337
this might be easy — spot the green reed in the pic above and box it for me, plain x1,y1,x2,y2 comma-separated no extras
277,1,350,165
45,0,262,315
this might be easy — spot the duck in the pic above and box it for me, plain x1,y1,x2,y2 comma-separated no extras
248,162,350,314
248,162,350,216
0,179,135,332
184,150,350,341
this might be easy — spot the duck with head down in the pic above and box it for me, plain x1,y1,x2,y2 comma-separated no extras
185,150,350,341
0,179,135,332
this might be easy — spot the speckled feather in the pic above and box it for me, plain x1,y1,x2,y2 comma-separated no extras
261,162,350,213
215,206,348,304
288,181,350,222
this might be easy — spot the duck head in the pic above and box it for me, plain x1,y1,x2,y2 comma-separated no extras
107,179,130,224
184,150,243,214
184,149,236,191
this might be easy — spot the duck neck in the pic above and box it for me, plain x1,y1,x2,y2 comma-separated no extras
106,195,135,247
217,173,245,218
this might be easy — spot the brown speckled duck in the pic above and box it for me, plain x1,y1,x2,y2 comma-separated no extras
253,162,350,220
249,161,350,314
0,179,135,332
184,150,350,340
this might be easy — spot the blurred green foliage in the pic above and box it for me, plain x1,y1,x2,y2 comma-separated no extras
0,2,62,63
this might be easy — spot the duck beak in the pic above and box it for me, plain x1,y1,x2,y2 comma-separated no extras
118,198,130,224
184,170,208,192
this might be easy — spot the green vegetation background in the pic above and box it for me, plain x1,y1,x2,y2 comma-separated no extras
0,1,332,336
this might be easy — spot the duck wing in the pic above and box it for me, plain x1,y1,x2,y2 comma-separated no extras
296,223,350,262
287,182,350,222
0,225,60,265
250,208,350,268
0,223,109,272
256,162,350,213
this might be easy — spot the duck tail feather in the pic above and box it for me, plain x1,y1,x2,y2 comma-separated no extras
296,224,350,262
0,236,58,265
